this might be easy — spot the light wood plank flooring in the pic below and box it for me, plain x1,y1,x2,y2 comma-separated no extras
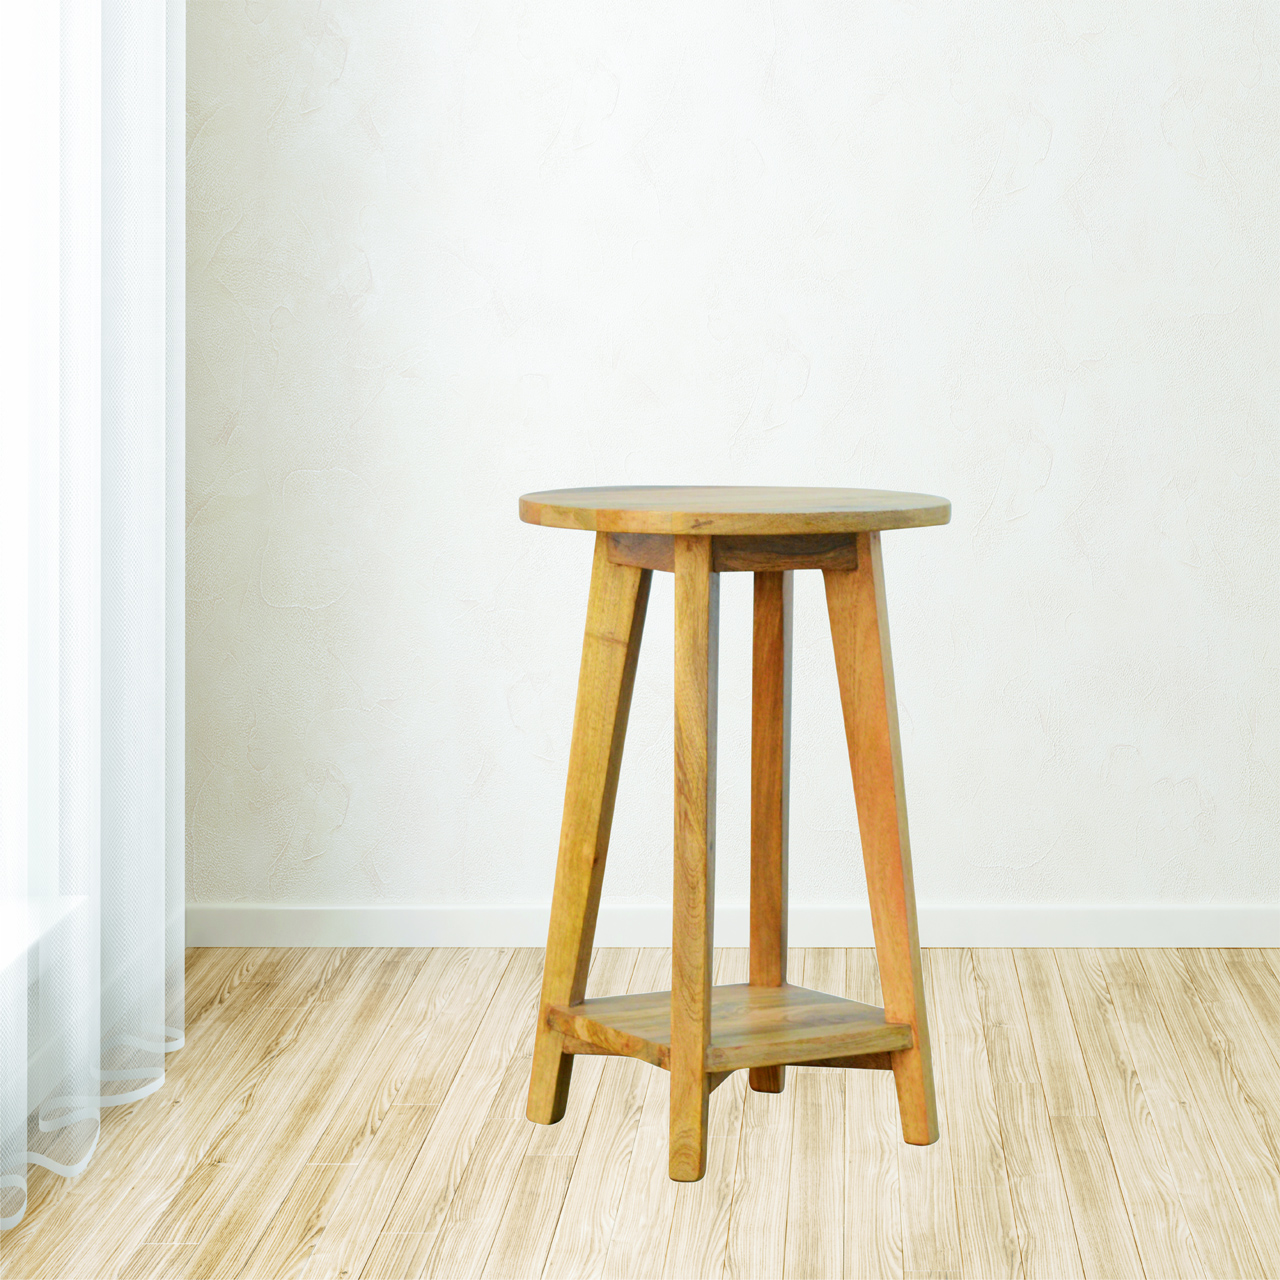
2,947,1278,1279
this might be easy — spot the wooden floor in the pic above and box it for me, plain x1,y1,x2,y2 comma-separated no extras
3,947,1279,1280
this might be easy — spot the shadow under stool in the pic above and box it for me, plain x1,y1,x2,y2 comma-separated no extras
520,485,949,1181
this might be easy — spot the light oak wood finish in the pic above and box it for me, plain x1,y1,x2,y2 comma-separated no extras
927,950,1021,1280
724,948,807,1280
844,947,906,1280
358,948,545,1280
520,485,950,535
597,950,740,1280
481,949,640,1280
1213,949,1280,1088
1129,949,1280,1275
670,534,719,1181
528,534,651,1127
785,948,847,1280
298,947,514,1280
605,531,860,574
116,1243,194,1280
599,1043,681,1279
544,948,671,1280
749,570,791,1095
525,488,946,1183
183,950,434,1280
427,949,638,1280
1053,948,1204,1279
662,948,749,1280
5,947,1280,1280
20,949,388,1280
825,533,939,1146
1097,947,1269,1279
549,982,913,1073
967,949,1084,1280
895,956,961,1278
1013,949,1145,1280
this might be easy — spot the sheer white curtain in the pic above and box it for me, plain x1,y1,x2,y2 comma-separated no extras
0,0,184,1231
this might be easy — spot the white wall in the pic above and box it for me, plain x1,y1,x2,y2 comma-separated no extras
187,0,1279,944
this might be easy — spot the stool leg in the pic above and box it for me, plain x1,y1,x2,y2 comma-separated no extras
527,533,651,1126
824,532,939,1146
749,570,792,1094
671,535,718,1181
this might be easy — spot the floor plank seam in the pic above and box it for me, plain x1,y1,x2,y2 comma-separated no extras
1135,949,1280,1276
1005,949,1090,1280
1051,949,1153,1279
7,948,1280,1280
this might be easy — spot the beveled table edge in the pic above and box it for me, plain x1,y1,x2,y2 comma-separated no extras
518,486,952,535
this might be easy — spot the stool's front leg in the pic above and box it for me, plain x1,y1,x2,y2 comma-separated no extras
824,532,939,1146
671,534,719,1181
527,534,651,1126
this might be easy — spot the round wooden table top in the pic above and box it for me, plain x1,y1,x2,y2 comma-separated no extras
519,485,951,536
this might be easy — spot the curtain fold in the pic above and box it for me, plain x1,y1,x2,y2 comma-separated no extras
0,0,183,1232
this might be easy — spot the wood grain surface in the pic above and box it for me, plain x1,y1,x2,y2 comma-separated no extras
663,950,750,1280
527,534,651,1127
548,981,912,1073
669,535,718,1181
749,570,791,1095
1013,949,1145,1280
3,945,1278,1280
844,947,905,1280
784,948,847,1280
604,531,861,573
825,533,938,1146
520,485,951,535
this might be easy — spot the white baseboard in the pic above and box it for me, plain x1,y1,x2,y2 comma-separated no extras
185,902,1278,948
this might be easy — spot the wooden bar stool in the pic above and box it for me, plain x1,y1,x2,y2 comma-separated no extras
520,486,948,1181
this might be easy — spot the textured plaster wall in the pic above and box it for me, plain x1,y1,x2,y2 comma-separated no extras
188,0,1279,913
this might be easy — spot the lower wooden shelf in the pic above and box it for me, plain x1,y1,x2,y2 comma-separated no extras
547,982,912,1074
